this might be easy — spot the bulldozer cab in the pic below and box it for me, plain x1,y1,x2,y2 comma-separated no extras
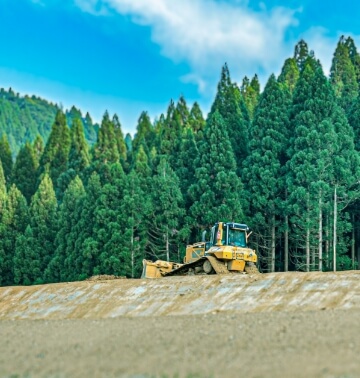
211,222,249,247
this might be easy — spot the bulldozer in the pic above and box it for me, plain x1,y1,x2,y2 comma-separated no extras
142,221,259,278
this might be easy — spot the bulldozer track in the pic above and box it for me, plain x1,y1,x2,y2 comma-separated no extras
244,262,260,275
206,255,229,274
164,255,230,276
165,257,208,276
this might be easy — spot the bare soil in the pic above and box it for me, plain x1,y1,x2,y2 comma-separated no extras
1,272,360,378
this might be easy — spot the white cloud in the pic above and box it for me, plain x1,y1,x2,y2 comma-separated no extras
180,73,207,95
75,0,299,93
74,0,110,16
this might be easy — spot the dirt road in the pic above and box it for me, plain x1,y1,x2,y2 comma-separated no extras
1,272,359,377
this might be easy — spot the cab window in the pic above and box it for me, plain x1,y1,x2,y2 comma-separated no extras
228,229,246,247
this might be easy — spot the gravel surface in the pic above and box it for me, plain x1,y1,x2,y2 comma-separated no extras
1,308,359,378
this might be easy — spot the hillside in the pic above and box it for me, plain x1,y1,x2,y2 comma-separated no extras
0,87,98,155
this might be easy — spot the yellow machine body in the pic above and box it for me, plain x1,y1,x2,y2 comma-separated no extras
142,222,259,278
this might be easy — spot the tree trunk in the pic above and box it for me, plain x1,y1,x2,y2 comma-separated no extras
351,213,355,270
131,227,134,278
306,195,310,272
166,231,169,262
284,214,288,272
318,194,323,272
325,216,329,270
271,216,275,272
333,186,337,272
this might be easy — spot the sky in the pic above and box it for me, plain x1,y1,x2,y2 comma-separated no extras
0,0,360,135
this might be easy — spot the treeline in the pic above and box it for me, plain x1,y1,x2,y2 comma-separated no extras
1,36,360,286
0,88,98,155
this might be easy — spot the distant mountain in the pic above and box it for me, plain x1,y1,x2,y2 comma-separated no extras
0,87,98,156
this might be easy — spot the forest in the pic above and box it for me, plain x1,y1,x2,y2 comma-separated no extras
1,36,360,286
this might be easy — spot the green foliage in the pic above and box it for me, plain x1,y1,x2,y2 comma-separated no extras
120,169,152,277
242,74,291,271
12,142,38,203
148,159,184,262
45,176,86,282
294,39,310,71
0,88,58,155
13,225,37,285
189,110,244,229
210,64,250,171
92,163,129,276
348,95,360,151
93,111,120,164
241,74,260,119
66,106,98,147
330,35,359,113
0,134,13,185
288,62,360,271
73,172,102,279
38,110,71,194
27,174,58,284
0,160,6,214
68,117,90,173
132,111,155,157
278,58,300,94
0,185,28,285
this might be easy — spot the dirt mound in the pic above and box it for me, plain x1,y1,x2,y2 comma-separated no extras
86,274,126,281
1,271,360,377
0,270,360,320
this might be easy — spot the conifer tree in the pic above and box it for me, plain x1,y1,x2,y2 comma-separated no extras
158,101,183,166
92,111,120,183
84,112,98,145
174,128,200,243
132,111,154,156
0,134,13,185
210,64,249,170
242,74,291,272
348,95,360,151
0,160,6,214
73,172,102,279
12,142,37,203
189,110,244,229
93,163,127,275
119,169,152,277
330,35,359,113
189,102,205,140
344,36,360,85
112,114,127,165
278,58,300,94
0,184,28,285
27,174,57,284
38,110,71,192
148,159,184,262
56,117,90,200
294,39,309,71
133,145,152,183
241,74,260,119
44,176,86,282
68,117,90,174
288,62,360,272
176,128,199,208
13,225,37,285
32,135,44,167
176,96,190,127
93,111,120,164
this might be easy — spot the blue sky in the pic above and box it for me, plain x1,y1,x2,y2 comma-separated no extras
0,0,359,134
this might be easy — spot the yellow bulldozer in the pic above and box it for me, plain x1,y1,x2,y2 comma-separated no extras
142,221,259,278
